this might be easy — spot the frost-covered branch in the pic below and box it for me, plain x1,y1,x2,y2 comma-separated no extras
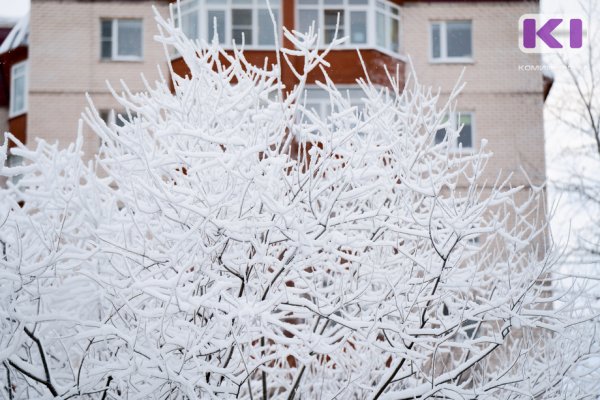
0,4,598,400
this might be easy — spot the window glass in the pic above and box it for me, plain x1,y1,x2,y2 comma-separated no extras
101,20,112,59
10,62,27,116
350,11,366,44
116,112,133,128
207,10,226,43
298,9,319,35
431,23,441,59
11,74,25,114
434,115,450,145
258,9,278,45
435,128,446,144
232,9,253,44
389,16,399,51
447,21,472,58
376,12,385,48
458,114,473,148
117,20,143,58
324,9,344,43
434,113,473,149
183,11,199,39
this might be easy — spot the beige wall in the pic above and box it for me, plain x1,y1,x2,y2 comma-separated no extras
25,0,547,186
28,0,170,157
403,1,546,186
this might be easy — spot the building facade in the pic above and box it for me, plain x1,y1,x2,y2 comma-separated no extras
0,0,549,188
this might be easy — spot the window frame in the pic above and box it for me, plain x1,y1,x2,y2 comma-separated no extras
9,60,28,118
435,111,475,152
374,0,401,54
429,20,473,64
176,0,282,50
295,0,402,57
101,18,144,62
99,109,136,128
303,85,365,119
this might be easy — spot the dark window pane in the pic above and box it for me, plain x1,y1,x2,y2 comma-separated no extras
232,9,252,26
458,115,473,148
101,20,113,58
99,110,111,124
447,21,472,58
435,128,446,144
232,29,252,44
101,39,112,59
116,113,132,127
324,9,344,43
431,24,441,58
232,9,252,44
324,9,343,26
101,20,112,38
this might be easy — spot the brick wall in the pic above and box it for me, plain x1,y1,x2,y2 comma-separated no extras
403,1,546,187
28,0,170,157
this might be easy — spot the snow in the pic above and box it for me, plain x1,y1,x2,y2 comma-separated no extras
0,4,598,400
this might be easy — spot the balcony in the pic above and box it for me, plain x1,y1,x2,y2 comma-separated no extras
171,0,405,88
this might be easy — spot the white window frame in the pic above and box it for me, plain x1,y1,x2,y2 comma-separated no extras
436,112,475,151
296,0,403,58
303,85,365,119
101,18,144,62
374,0,402,54
176,0,282,50
429,20,473,64
9,60,27,118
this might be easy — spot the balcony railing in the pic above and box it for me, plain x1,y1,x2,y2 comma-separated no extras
173,0,403,58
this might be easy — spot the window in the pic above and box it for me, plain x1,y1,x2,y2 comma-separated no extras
297,0,371,46
100,109,135,128
434,112,474,150
9,61,27,117
178,0,280,47
101,19,143,61
375,0,401,52
303,87,364,118
430,21,472,62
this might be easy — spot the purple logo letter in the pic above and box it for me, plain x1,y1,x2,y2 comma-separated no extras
523,18,563,49
570,19,583,48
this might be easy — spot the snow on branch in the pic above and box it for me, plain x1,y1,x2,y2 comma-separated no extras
0,5,599,400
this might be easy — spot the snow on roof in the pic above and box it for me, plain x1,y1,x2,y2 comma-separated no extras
0,13,29,54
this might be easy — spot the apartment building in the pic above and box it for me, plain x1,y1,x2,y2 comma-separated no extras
0,0,170,158
0,0,549,188
171,0,549,188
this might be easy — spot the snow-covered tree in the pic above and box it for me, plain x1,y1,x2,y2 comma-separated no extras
545,0,600,268
1,6,599,400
